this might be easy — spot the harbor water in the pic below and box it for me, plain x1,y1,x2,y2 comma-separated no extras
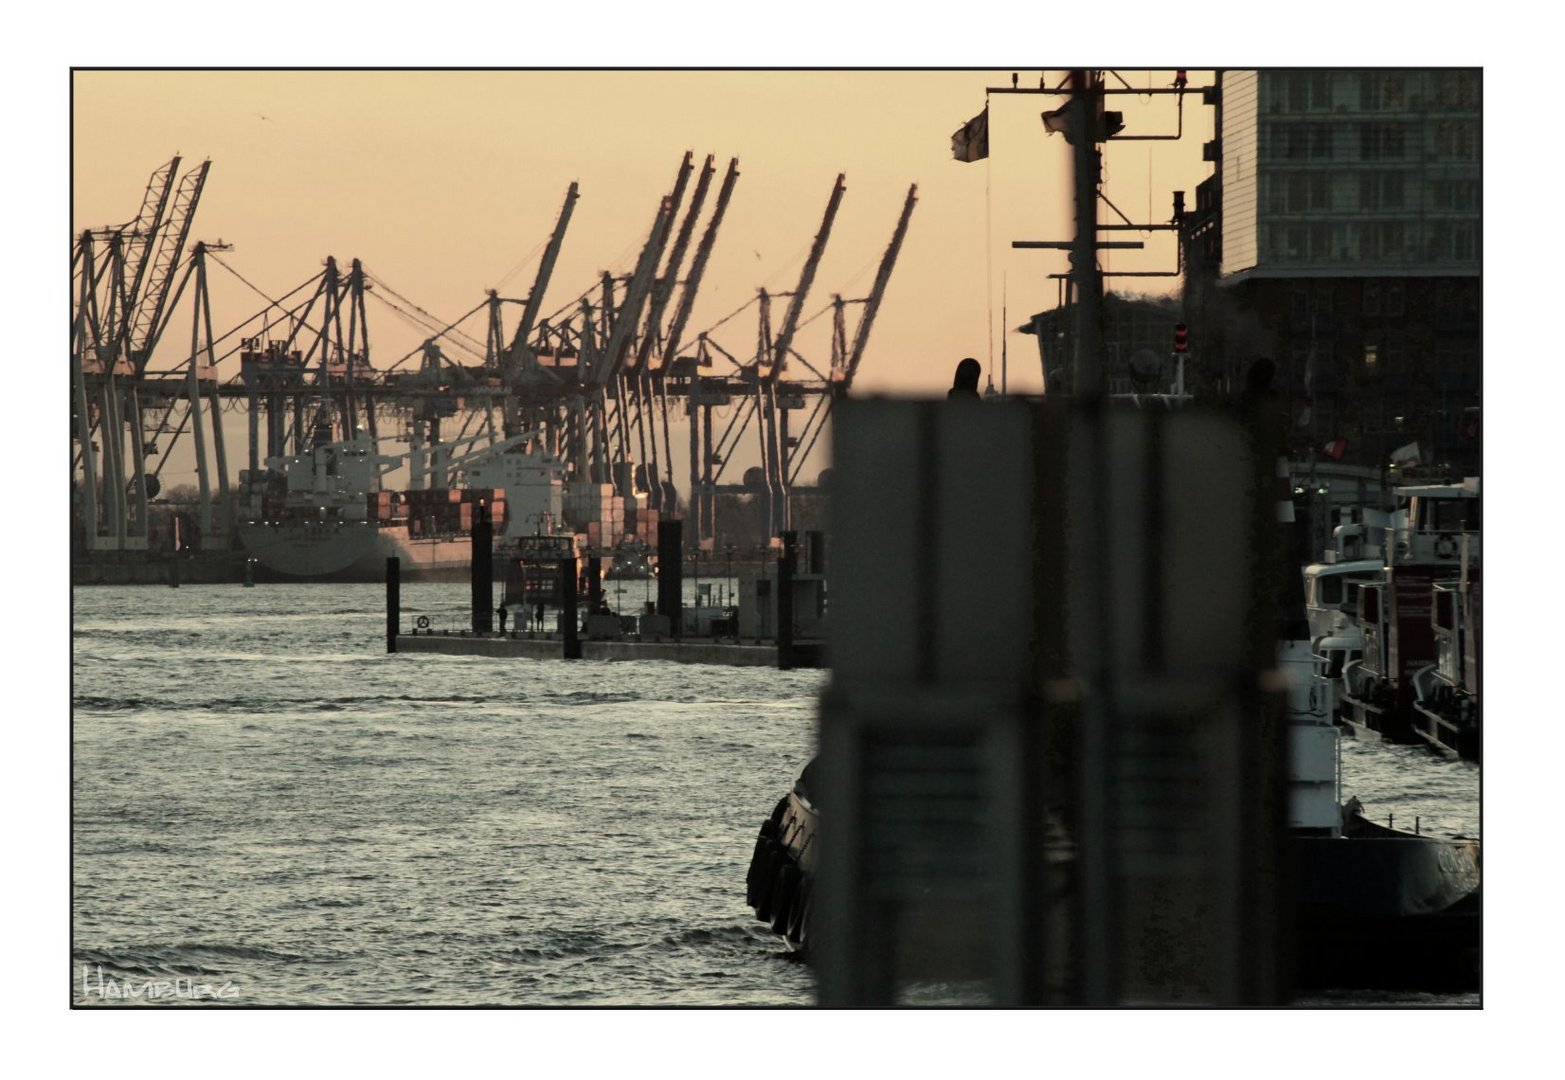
71,583,1478,1006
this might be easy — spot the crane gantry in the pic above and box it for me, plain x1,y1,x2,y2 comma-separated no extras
73,153,917,564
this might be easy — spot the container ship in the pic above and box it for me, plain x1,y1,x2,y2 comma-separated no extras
237,433,497,582
238,431,661,584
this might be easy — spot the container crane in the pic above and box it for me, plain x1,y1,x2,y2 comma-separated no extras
72,156,212,551
758,174,844,536
788,182,918,484
633,153,708,508
501,181,579,431
665,158,742,529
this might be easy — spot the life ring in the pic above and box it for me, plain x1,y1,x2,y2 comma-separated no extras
1434,533,1459,560
415,615,430,630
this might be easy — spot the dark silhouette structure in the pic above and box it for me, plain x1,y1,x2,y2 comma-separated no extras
948,357,982,399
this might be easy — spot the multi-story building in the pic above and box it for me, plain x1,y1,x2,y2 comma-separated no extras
1187,69,1480,475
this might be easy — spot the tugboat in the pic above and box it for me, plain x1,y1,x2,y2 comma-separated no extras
1408,536,1481,761
1302,506,1390,724
1340,478,1480,752
1279,636,1481,989
743,647,1482,988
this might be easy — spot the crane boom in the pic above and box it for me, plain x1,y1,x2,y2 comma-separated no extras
593,196,673,385
839,183,917,393
130,159,211,373
767,173,845,383
507,181,579,378
637,153,711,369
119,157,179,318
658,157,739,372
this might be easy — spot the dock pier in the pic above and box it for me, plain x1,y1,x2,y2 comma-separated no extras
389,520,825,668
392,630,824,667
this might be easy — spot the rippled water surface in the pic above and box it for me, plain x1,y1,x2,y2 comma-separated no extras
72,583,1478,1006
73,583,821,1005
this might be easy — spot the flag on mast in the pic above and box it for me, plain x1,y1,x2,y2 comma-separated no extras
1390,441,1423,468
952,105,989,162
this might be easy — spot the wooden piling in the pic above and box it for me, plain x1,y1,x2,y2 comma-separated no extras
386,556,400,653
561,555,581,660
657,519,682,637
471,501,493,634
778,530,796,670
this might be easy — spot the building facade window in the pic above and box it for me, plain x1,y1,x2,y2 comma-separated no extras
1285,172,1330,212
1430,177,1480,210
1434,120,1479,160
1359,122,1407,161
1266,172,1288,213
1310,122,1335,159
1360,71,1408,111
1265,121,1338,162
1383,221,1407,259
1289,73,1309,113
1285,224,1305,258
1310,223,1334,260
1357,224,1376,262
1435,70,1480,110
1311,73,1333,111
1286,72,1334,112
1451,221,1477,261
1360,171,1405,210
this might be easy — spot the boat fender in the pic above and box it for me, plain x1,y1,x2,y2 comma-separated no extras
785,877,812,947
769,862,801,935
1435,533,1459,560
745,835,773,907
415,615,430,630
750,843,781,917
754,840,790,921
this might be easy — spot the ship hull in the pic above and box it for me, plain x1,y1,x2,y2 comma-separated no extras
745,766,1480,992
238,521,475,583
744,762,821,954
1290,810,1480,989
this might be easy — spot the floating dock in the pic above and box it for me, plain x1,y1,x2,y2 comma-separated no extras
394,629,824,667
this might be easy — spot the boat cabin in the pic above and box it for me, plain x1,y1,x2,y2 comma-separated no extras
1389,477,1480,566
1409,552,1480,761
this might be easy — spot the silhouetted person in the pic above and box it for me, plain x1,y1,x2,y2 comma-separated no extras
948,357,982,400
496,602,508,635
535,602,545,632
